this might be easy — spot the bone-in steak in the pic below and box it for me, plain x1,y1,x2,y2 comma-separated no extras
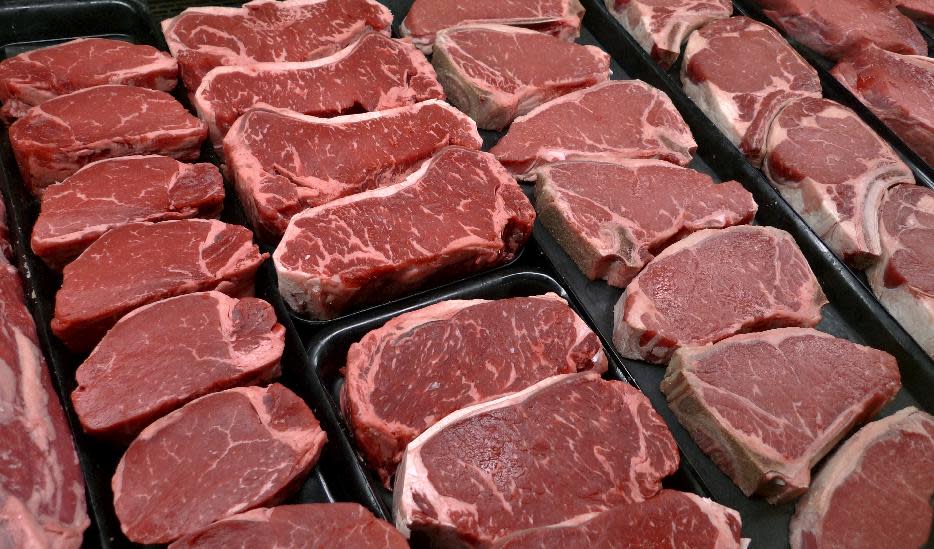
394,372,680,547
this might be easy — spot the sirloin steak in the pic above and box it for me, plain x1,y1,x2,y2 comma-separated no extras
343,293,607,482
394,372,680,547
681,16,821,166
72,291,285,441
613,225,826,363
31,155,224,269
9,85,207,194
534,159,756,287
491,80,697,179
162,0,393,91
431,24,611,130
194,32,444,144
661,328,901,503
224,100,481,240
0,37,177,121
274,147,535,320
52,219,266,352
113,384,327,544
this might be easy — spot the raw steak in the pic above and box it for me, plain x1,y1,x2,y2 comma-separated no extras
661,328,901,504
343,293,608,482
113,384,326,544
432,24,611,130
789,407,934,549
534,159,756,287
224,100,482,240
897,0,934,25
604,0,733,69
194,32,444,144
751,0,927,59
0,253,89,548
9,85,207,195
763,97,914,268
162,0,393,91
274,147,535,319
492,490,743,549
868,184,934,357
832,44,934,167
681,16,821,166
613,225,826,363
169,503,408,549
72,291,285,441
401,0,585,54
491,80,697,179
394,372,680,546
31,156,224,269
52,219,266,352
0,37,177,121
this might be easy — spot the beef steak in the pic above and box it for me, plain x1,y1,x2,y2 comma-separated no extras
896,0,934,25
491,80,697,179
613,225,826,363
274,147,535,319
432,24,611,130
534,159,756,287
394,372,680,546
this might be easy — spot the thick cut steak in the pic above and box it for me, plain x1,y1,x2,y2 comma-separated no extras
763,97,914,268
534,160,756,287
9,85,207,195
343,293,607,483
832,44,934,167
162,0,392,91
681,16,821,166
613,225,826,363
493,490,743,549
31,156,224,269
0,38,177,121
661,328,901,503
169,503,408,549
790,407,934,549
394,372,680,547
194,33,444,144
868,184,934,357
491,80,697,179
274,147,535,319
401,0,584,54
72,291,285,441
432,24,611,130
113,384,326,544
52,219,266,352
897,0,934,25
605,0,732,69
224,100,481,239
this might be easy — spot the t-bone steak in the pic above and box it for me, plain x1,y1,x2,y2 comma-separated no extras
31,155,224,269
491,80,697,179
661,327,901,503
224,100,481,240
113,384,326,544
52,219,266,352
274,147,535,319
681,16,821,166
194,32,444,145
401,0,585,54
72,291,285,441
0,37,177,121
394,372,680,547
534,159,757,287
343,293,607,483
789,407,934,549
9,85,207,194
431,24,611,130
896,0,934,25
604,0,733,69
613,225,826,363
161,0,393,92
